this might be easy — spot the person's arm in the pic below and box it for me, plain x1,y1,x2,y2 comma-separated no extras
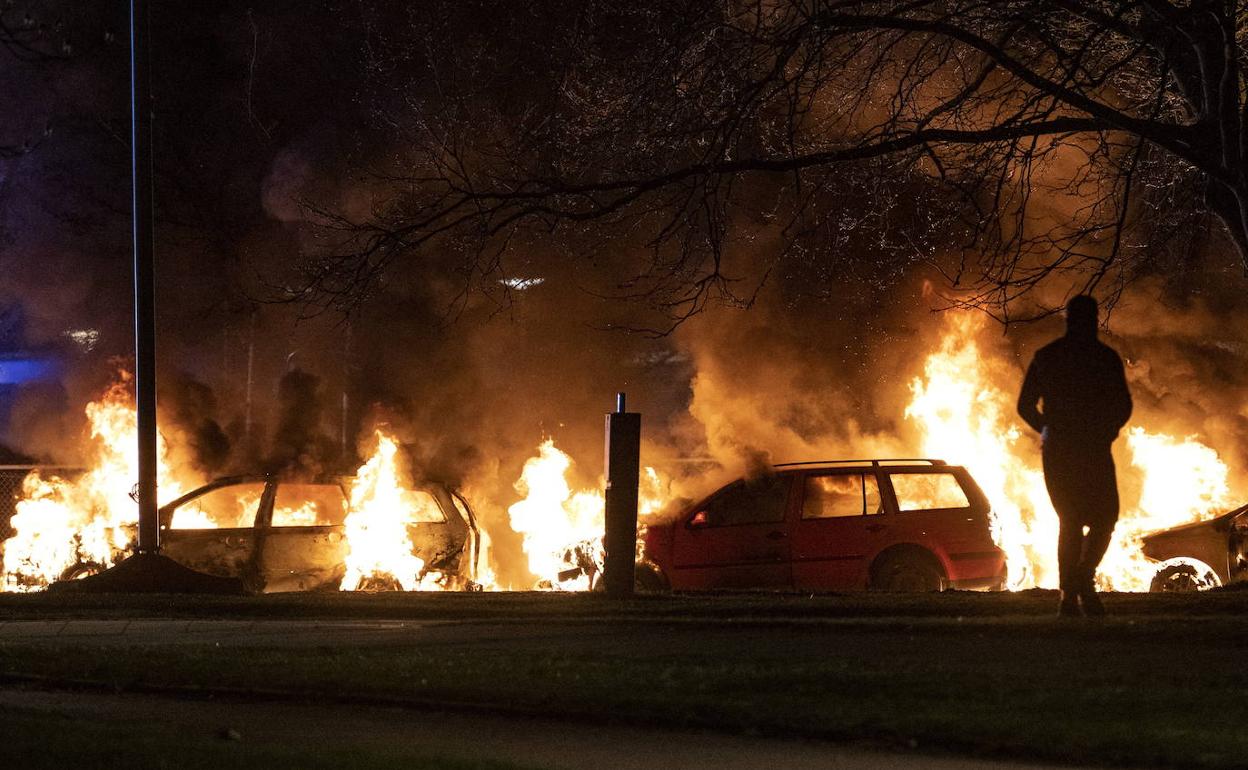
1017,358,1045,434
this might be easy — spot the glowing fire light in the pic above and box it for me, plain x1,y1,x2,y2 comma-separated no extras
1,374,193,591
340,429,441,591
506,439,667,590
5,321,1237,596
906,313,1235,590
1099,428,1232,591
507,440,605,589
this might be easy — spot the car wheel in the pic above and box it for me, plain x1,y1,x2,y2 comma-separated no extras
1149,561,1221,593
871,552,946,592
634,563,669,593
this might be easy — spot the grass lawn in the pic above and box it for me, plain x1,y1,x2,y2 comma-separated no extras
3,589,1247,768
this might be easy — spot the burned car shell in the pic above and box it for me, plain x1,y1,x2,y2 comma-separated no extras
1139,504,1248,590
157,475,479,592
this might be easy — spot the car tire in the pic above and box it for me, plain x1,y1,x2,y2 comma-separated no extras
634,563,669,593
871,551,946,592
1149,561,1220,593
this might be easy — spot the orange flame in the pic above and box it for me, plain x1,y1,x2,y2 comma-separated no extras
1,374,195,591
340,429,442,591
505,438,667,589
906,313,1235,590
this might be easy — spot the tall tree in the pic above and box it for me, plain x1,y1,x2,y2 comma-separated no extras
294,1,1248,327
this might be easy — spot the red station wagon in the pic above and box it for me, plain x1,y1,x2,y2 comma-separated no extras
638,459,1007,592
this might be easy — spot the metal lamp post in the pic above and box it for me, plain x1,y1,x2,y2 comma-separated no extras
49,0,242,592
131,0,159,555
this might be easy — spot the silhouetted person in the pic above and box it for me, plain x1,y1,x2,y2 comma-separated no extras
1018,295,1132,617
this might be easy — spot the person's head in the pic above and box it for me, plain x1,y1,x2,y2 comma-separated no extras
1065,294,1098,339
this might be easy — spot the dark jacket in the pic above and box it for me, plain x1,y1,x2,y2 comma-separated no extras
1017,335,1132,446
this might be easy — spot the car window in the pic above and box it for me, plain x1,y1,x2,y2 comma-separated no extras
170,483,265,529
405,489,448,523
802,473,881,519
271,483,349,527
889,472,971,512
701,476,790,526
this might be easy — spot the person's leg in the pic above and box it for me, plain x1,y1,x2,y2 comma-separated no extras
1080,517,1116,576
1045,444,1084,615
1056,516,1083,590
1075,452,1120,617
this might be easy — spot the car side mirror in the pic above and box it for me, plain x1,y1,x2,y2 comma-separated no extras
688,510,709,528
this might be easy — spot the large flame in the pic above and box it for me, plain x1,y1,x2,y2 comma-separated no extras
506,439,667,589
4,319,1238,595
906,313,1235,590
1,374,194,591
340,429,442,591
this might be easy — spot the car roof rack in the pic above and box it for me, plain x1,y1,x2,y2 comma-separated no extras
773,459,948,468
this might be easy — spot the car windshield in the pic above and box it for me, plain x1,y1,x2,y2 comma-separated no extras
271,483,349,526
170,482,265,529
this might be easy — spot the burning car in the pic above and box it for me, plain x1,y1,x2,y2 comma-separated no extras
637,459,1006,592
1139,504,1248,592
55,474,482,593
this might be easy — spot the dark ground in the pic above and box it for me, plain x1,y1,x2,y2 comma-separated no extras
0,588,1244,769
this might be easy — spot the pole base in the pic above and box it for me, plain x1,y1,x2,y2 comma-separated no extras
47,553,246,595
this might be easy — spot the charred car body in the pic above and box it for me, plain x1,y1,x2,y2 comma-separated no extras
638,459,1007,592
1140,504,1248,592
133,475,481,592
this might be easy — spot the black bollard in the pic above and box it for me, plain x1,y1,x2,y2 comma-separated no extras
603,392,641,598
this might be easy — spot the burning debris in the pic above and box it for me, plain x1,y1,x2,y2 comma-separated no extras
505,439,668,590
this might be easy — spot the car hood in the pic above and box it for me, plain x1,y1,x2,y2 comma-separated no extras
1140,504,1247,543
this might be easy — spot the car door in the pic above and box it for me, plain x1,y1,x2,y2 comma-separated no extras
670,474,794,589
160,480,269,580
258,482,349,592
791,469,886,590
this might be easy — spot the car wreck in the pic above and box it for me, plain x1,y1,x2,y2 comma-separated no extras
1139,504,1248,592
144,475,482,593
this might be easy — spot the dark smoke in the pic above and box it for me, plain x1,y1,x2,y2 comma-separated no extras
158,373,231,476
266,368,338,479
